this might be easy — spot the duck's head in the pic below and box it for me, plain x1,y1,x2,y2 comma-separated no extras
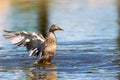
49,24,63,32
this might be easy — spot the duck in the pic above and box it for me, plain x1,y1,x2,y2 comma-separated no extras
3,24,63,64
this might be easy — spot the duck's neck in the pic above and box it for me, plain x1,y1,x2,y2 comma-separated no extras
46,32,56,44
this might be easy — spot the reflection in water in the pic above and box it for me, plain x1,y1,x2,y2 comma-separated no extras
26,64,57,80
38,0,49,37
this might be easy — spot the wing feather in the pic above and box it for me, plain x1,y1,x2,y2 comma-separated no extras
3,30,45,57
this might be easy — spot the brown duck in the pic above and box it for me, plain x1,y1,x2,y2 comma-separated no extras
3,24,63,64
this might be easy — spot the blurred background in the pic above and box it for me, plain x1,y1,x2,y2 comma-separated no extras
0,0,120,80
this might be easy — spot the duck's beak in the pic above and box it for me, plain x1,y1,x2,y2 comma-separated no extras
57,27,64,31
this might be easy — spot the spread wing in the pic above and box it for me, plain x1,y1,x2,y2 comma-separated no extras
3,30,45,57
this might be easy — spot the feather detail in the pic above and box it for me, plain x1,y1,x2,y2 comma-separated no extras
3,30,45,57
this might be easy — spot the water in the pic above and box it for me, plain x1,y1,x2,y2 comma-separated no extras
0,0,120,80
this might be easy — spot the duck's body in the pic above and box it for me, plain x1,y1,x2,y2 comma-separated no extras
39,32,57,64
3,24,63,64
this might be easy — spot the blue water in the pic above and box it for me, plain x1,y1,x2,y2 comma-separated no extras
0,0,120,80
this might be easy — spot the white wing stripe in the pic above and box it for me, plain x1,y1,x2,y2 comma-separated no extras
32,32,45,42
